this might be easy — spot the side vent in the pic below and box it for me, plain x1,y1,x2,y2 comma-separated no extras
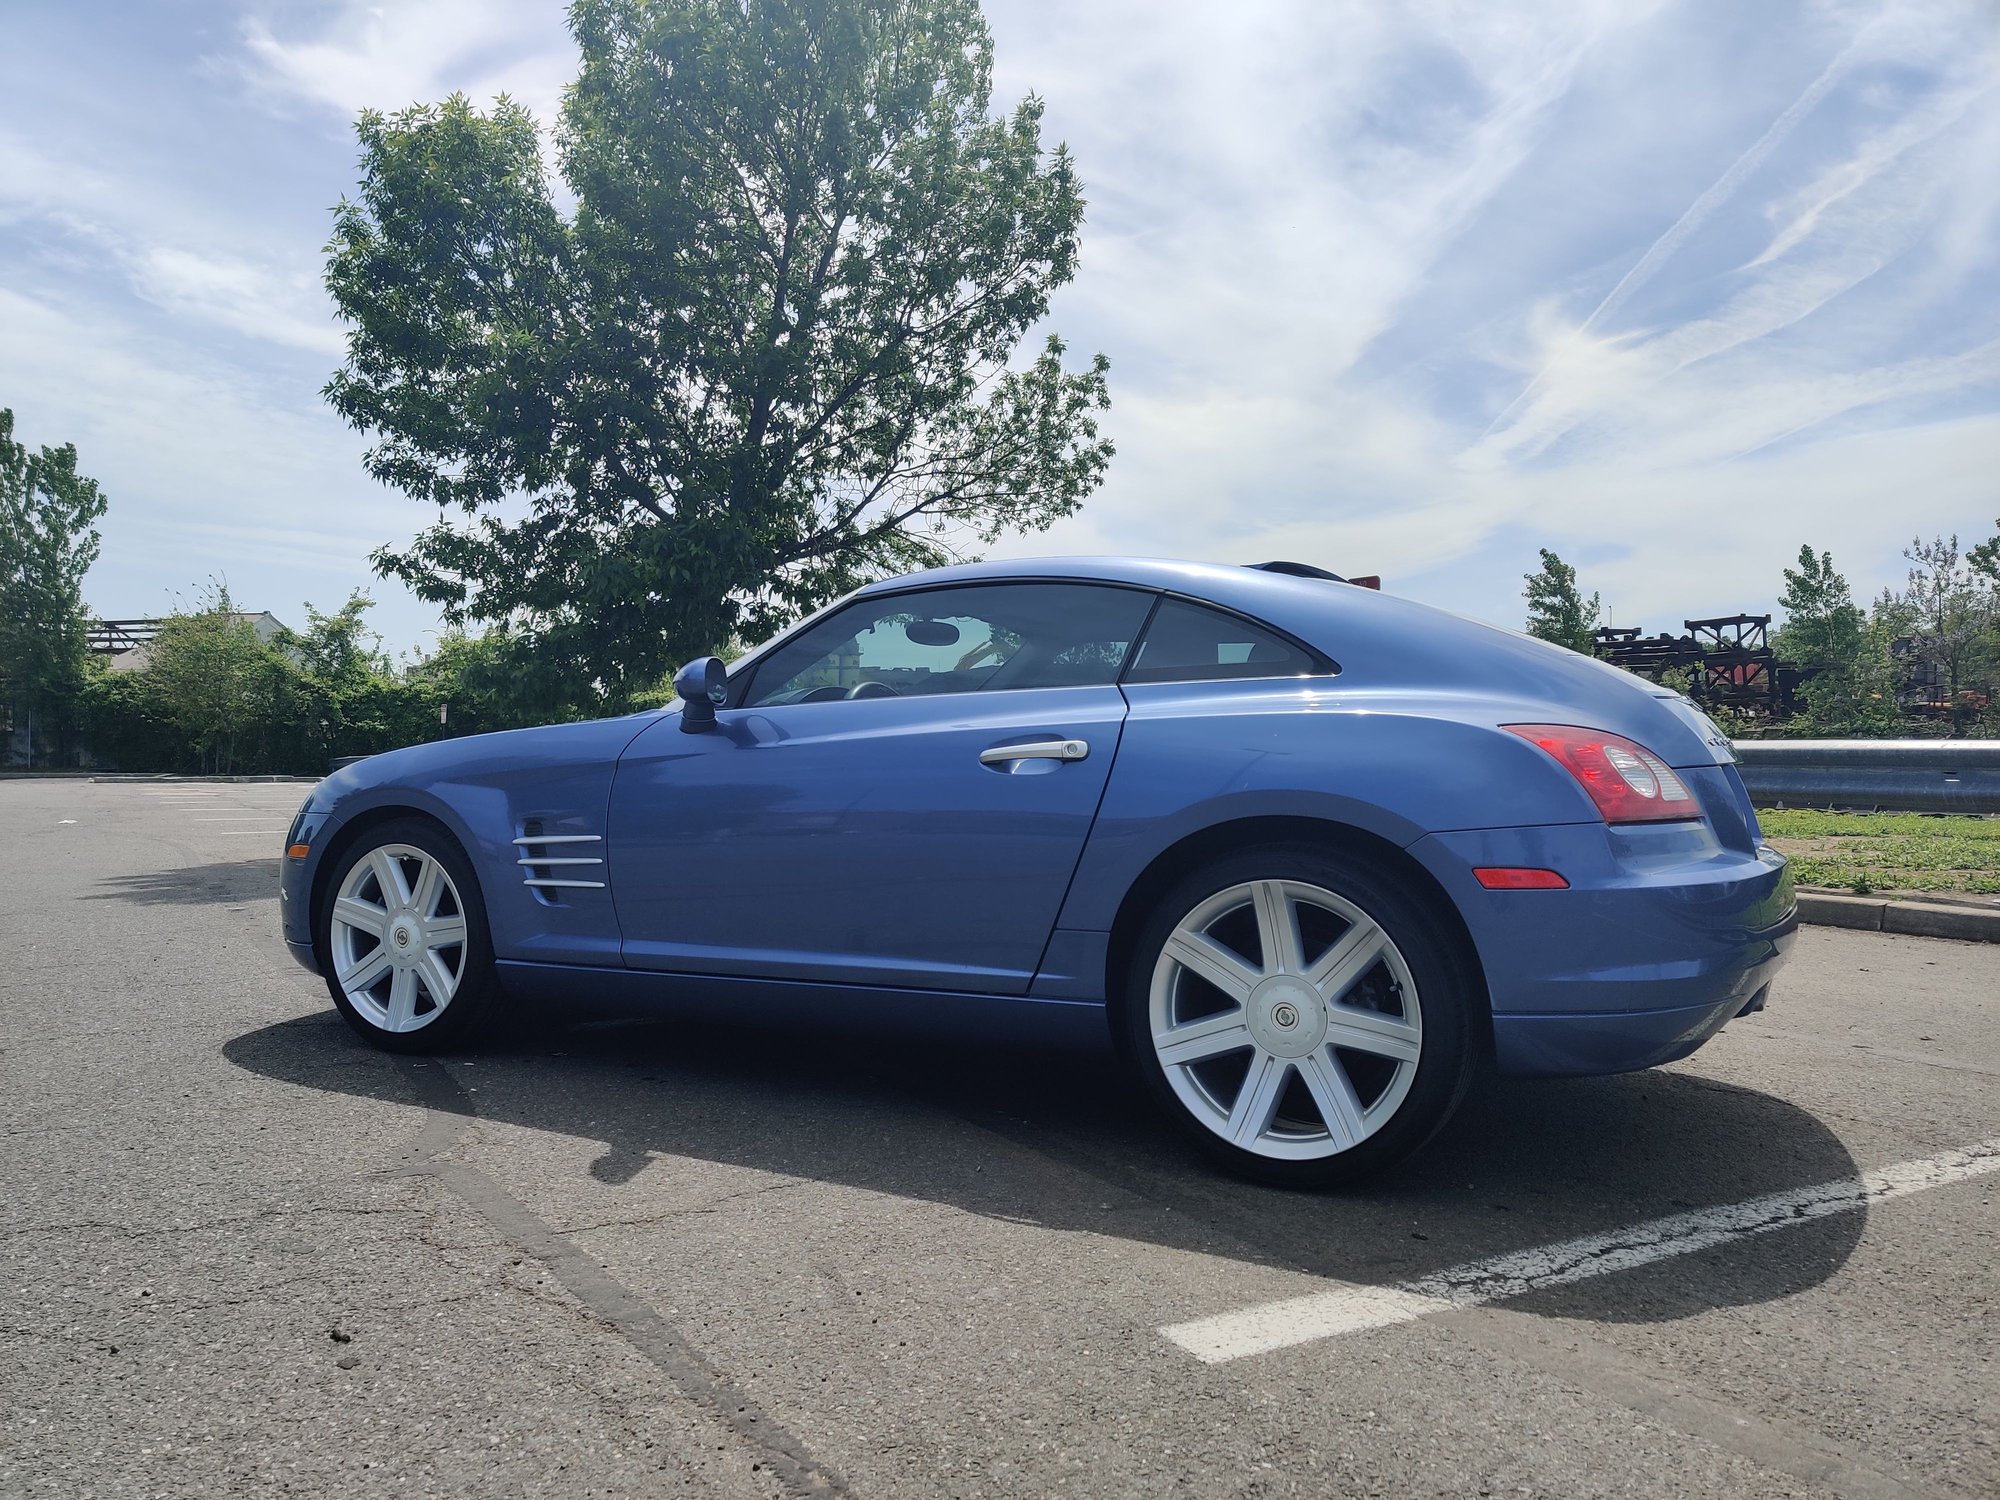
515,819,605,895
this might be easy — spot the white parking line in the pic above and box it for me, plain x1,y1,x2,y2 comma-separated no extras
1161,1136,2000,1364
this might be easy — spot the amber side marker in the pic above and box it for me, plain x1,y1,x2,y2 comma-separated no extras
1472,867,1568,890
286,843,312,860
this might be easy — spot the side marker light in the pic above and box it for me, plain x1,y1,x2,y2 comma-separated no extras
1473,867,1569,890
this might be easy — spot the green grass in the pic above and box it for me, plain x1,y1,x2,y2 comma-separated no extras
1758,808,2000,896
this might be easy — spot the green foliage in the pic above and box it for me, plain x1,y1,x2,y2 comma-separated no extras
1759,808,2000,896
403,626,605,736
1522,548,1600,654
324,0,1112,700
0,407,107,764
1773,544,1864,669
143,583,296,774
1788,615,1908,738
1875,534,2000,732
76,657,185,772
1968,517,1999,584
75,591,581,774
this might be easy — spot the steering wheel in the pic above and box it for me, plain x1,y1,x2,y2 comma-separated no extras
846,680,900,700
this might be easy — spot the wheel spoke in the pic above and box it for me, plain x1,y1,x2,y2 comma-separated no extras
337,945,391,992
1298,1048,1368,1147
1163,930,1259,1003
1154,1008,1253,1067
1251,880,1302,974
1227,1051,1289,1146
1307,920,1388,1005
409,856,444,919
1324,1005,1422,1064
332,897,388,938
425,914,467,947
369,848,411,908
418,949,458,1007
386,968,418,1030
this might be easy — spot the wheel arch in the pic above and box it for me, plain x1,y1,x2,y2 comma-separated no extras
1102,815,1492,1051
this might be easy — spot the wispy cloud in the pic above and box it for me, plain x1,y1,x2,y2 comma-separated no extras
235,0,573,122
0,0,1995,648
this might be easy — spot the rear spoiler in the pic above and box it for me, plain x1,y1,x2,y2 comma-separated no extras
1247,561,1380,589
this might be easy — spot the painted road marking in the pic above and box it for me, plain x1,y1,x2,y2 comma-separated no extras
1162,1137,2000,1364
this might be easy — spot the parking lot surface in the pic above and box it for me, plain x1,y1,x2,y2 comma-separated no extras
3,778,1996,1498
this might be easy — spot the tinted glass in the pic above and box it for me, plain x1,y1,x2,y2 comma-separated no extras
1123,598,1318,684
743,583,1156,707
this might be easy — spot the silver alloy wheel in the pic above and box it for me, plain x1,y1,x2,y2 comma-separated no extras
329,843,468,1034
1149,878,1423,1161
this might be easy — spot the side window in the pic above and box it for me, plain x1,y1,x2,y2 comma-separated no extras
741,583,1156,707
1123,598,1319,684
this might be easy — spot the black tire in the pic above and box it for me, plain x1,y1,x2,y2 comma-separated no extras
315,816,507,1054
1117,844,1478,1188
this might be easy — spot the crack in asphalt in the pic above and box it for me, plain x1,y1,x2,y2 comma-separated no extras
388,1056,853,1500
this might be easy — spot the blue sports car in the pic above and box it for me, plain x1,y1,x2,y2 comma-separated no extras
280,557,1795,1185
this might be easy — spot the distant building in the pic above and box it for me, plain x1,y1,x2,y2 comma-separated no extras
99,612,290,673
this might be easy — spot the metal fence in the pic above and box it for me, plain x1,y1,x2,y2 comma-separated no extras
1732,740,2000,815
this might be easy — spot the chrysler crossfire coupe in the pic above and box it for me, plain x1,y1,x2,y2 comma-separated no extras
280,558,1796,1185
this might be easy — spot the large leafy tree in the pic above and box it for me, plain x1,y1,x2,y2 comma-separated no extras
1522,548,1600,654
326,0,1112,698
0,407,107,763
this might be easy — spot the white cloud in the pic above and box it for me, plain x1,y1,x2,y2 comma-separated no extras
0,285,415,621
133,247,344,356
236,0,573,123
0,130,343,357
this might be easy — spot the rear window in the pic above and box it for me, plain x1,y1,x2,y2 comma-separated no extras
1123,599,1320,684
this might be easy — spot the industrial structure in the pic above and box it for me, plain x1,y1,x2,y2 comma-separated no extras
1592,613,1815,720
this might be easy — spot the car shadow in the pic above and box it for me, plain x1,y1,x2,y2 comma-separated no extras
224,1000,1864,1327
87,857,277,906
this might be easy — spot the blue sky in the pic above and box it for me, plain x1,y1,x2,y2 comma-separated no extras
2,0,1996,655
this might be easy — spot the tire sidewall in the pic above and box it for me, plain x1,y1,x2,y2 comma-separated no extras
315,816,501,1054
1119,845,1476,1187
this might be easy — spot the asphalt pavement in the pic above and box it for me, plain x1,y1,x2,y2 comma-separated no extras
2,777,1995,1498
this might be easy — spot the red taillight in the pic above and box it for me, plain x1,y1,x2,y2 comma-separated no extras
1504,724,1701,825
1473,867,1569,890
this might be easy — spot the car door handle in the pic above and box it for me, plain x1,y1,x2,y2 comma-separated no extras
979,738,1089,766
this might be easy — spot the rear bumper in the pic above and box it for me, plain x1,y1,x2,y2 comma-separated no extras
1488,963,1787,1075
1409,816,1797,1077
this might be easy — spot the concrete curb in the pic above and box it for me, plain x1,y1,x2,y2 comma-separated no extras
84,774,319,784
1797,891,2000,943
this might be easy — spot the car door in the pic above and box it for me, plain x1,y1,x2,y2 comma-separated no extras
608,580,1159,993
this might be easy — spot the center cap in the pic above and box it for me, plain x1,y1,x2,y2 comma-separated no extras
389,920,417,957
1247,975,1327,1058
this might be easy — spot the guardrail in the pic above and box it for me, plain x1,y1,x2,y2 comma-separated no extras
1732,740,2000,815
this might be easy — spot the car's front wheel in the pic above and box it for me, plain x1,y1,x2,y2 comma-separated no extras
316,817,504,1053
1120,847,1477,1187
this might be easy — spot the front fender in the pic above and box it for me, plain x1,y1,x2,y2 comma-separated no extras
289,715,659,969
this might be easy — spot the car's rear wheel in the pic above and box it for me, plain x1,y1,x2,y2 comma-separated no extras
1120,847,1476,1186
316,818,504,1053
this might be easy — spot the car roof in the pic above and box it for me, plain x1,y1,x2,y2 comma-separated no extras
852,556,1400,644
854,555,1341,615
850,554,1647,705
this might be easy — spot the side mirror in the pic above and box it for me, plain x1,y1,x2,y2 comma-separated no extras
673,656,728,733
